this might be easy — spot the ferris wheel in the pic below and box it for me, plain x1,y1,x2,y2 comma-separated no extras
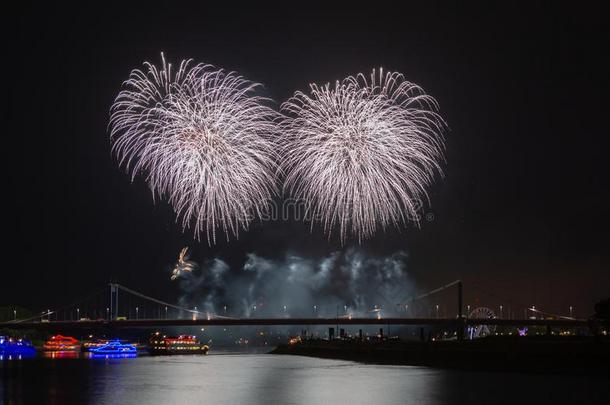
467,307,497,339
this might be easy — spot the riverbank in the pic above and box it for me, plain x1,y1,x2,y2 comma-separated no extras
271,336,610,374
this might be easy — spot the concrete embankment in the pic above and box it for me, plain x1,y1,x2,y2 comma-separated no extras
271,336,610,374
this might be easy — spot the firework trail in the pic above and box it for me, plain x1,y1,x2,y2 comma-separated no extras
281,69,446,243
171,247,197,281
110,54,280,244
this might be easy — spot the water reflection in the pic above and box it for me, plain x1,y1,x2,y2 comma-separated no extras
0,352,36,360
88,353,137,360
2,354,608,405
42,350,80,359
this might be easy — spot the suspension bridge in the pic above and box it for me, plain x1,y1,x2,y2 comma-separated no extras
2,281,603,336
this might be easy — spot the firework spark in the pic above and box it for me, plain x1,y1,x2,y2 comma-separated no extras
281,69,446,243
110,54,279,244
171,247,197,281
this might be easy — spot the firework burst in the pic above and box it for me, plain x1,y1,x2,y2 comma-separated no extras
110,54,280,244
171,247,197,280
281,69,446,243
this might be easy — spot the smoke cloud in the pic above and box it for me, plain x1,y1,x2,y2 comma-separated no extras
176,248,416,318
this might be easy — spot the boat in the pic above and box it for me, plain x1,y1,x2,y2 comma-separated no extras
89,340,137,355
0,336,37,358
43,335,80,351
81,338,109,352
148,332,209,355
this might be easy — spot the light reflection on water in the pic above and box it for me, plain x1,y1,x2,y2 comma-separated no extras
88,353,138,360
1,353,607,405
0,353,36,361
41,350,80,359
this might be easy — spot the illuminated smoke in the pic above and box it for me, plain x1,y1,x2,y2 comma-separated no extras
177,248,416,318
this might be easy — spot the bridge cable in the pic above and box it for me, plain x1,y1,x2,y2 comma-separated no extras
116,284,203,315
397,280,461,306
4,286,108,324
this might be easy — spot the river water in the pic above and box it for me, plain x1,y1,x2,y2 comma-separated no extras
1,352,607,405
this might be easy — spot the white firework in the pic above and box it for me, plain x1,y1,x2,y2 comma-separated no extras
110,54,280,244
281,69,445,243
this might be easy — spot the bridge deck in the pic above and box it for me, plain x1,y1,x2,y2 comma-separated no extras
1,317,598,329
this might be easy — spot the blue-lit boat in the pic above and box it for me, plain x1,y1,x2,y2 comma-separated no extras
89,340,137,355
0,335,37,358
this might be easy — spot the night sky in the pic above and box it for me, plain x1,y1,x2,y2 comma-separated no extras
4,3,608,316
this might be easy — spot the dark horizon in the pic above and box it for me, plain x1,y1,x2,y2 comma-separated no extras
3,3,608,316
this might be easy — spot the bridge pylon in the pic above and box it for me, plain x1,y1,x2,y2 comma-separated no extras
109,283,119,320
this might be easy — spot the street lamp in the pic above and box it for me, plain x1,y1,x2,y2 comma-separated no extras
569,306,573,318
165,306,168,319
77,308,80,320
136,307,139,320
435,304,439,319
499,305,503,319
13,308,16,320
106,307,110,320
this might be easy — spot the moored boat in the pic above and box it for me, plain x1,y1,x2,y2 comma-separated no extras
81,338,109,352
89,340,137,355
0,336,37,357
148,332,209,355
43,335,80,351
